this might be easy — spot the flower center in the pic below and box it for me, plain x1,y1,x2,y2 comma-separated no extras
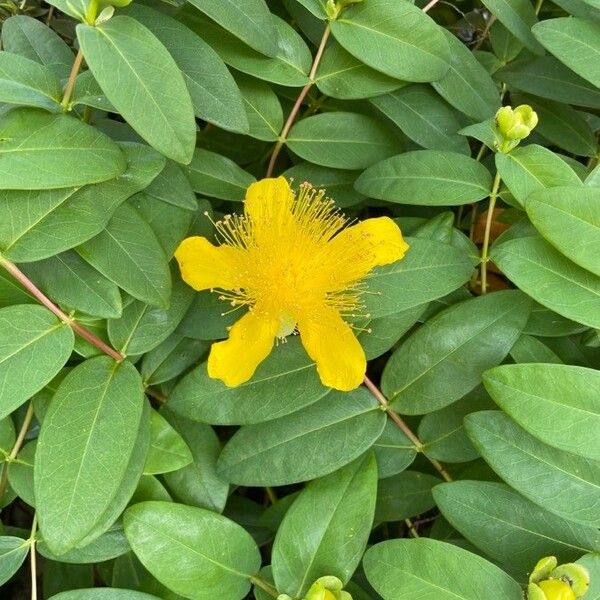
276,312,297,338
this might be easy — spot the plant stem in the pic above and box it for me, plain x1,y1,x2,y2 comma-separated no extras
405,518,420,538
61,48,84,109
265,25,331,177
265,487,278,505
422,0,441,12
0,402,35,503
363,376,452,482
250,576,279,599
29,513,38,600
479,171,502,294
0,257,123,362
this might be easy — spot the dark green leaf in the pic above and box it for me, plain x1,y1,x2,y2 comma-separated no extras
375,471,440,522
143,410,193,475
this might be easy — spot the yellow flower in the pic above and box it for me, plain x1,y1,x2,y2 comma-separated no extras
175,177,408,391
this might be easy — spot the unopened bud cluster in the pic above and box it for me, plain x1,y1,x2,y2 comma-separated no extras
527,557,589,600
326,0,364,19
494,104,538,154
278,576,352,600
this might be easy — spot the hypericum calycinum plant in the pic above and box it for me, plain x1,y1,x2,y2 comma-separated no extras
0,0,599,597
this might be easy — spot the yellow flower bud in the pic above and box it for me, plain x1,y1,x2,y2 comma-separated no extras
551,564,590,597
494,104,539,153
530,557,559,583
538,579,576,600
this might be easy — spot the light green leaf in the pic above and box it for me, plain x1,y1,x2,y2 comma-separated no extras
287,112,401,170
8,440,35,507
483,363,600,460
48,590,161,600
370,85,470,154
0,416,16,459
363,539,523,600
356,150,492,205
236,73,283,141
21,251,122,319
143,410,193,475
124,501,261,600
272,454,377,598
510,334,563,364
480,0,544,53
0,108,126,190
77,16,196,163
0,143,164,263
216,389,386,486
186,148,255,201
0,536,29,586
532,17,600,88
186,0,277,57
495,144,582,208
526,186,600,276
330,0,450,82
293,0,327,19
365,237,475,318
1,15,74,79
35,357,149,555
71,70,114,112
162,409,229,513
0,51,62,111
497,56,600,109
382,291,531,414
373,421,417,479
491,236,600,329
577,554,600,600
0,305,73,419
465,410,600,527
124,5,248,133
190,14,311,87
76,203,171,308
315,41,403,100
168,336,329,425
376,471,440,523
434,481,600,574
432,29,501,121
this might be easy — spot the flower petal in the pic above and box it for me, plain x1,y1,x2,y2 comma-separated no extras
207,308,278,387
244,176,294,225
175,236,243,291
334,216,409,269
298,306,366,391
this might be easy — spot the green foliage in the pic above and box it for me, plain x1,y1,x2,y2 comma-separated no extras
0,0,599,597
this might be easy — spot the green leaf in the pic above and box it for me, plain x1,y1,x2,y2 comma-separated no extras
0,143,164,263
124,501,261,600
356,150,492,205
0,305,73,419
185,148,255,200
283,162,365,208
577,554,600,600
495,144,582,208
483,363,600,461
190,14,311,87
71,70,114,112
293,0,327,19
21,251,122,319
48,591,161,600
363,539,523,600
161,410,229,513
124,5,248,134
480,0,543,53
186,0,277,57
0,108,126,190
76,203,171,308
272,454,377,598
0,416,15,459
0,51,62,110
143,160,196,211
373,421,417,479
315,41,403,100
77,16,196,163
168,336,329,425
382,291,530,414
107,278,193,356
143,410,193,475
526,186,600,277
532,17,600,88
434,481,600,574
0,536,29,586
370,85,470,154
465,410,600,527
510,334,563,364
1,15,74,79
432,29,501,121
216,389,386,486
365,237,475,318
330,0,450,82
491,236,600,329
287,112,401,170
35,356,149,554
8,440,35,506
497,57,600,109
235,73,283,141
375,471,440,523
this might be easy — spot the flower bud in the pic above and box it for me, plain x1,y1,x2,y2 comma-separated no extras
530,556,559,583
551,564,590,597
538,580,576,600
494,105,538,153
280,576,351,600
